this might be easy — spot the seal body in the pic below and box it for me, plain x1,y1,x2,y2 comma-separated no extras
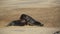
20,14,44,26
7,20,26,26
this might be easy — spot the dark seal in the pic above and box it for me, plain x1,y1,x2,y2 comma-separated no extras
20,14,44,26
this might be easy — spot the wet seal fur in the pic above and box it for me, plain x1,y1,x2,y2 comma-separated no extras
7,20,26,26
20,14,44,26
7,14,44,26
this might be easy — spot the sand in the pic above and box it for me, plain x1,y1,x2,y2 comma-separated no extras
0,26,60,34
